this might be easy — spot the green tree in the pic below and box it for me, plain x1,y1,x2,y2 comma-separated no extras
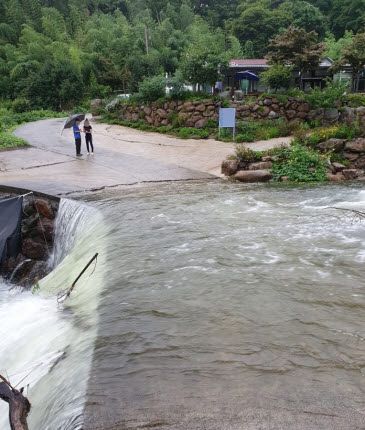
324,31,353,61
338,32,365,91
267,26,324,78
180,19,240,87
232,5,289,57
330,0,365,38
243,40,255,59
278,1,327,37
261,64,293,91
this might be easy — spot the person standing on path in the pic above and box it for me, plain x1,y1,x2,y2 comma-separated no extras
73,120,82,156
83,119,94,155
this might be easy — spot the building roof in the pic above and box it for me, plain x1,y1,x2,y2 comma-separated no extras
229,59,269,68
230,57,334,69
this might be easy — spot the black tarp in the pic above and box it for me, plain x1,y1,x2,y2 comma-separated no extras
0,196,23,264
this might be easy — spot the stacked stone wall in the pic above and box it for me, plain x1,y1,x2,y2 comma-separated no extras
113,97,365,129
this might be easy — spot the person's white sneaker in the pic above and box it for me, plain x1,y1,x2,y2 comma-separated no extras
87,152,90,155
91,152,94,155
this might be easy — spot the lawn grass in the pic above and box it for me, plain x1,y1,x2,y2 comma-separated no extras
0,132,28,150
0,106,67,150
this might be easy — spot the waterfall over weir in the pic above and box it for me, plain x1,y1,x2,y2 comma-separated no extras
0,198,107,430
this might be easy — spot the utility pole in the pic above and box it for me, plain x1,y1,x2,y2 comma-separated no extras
144,25,149,55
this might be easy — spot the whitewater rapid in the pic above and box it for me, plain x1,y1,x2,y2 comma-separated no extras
0,199,107,430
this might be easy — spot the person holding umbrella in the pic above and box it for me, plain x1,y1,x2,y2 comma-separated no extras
63,113,85,157
73,119,83,156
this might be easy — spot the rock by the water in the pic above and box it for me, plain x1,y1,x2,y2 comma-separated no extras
317,138,346,152
221,159,239,176
345,138,365,153
351,155,365,170
234,169,272,183
331,162,346,172
248,161,273,171
34,198,54,219
342,169,359,180
326,172,344,182
22,238,48,261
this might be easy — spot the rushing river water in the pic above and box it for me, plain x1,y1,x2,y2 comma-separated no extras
1,182,365,429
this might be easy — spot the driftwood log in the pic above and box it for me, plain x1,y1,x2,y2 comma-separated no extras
0,377,31,430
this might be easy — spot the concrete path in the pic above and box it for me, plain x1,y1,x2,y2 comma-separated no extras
0,118,291,196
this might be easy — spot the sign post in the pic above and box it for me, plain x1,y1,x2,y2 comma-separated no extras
219,108,236,139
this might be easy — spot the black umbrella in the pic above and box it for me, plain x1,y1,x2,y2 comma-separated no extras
63,113,86,129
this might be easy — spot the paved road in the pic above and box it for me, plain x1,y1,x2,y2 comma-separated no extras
0,118,291,196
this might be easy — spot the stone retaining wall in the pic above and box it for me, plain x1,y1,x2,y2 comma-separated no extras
112,97,365,128
0,193,58,287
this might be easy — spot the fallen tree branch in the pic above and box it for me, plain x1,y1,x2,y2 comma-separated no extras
0,375,31,430
328,207,365,219
57,252,98,303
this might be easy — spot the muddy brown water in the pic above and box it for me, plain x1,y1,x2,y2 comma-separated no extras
1,182,365,429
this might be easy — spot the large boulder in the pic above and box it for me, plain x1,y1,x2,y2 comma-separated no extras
22,238,48,260
326,172,345,182
221,159,239,176
34,198,54,219
35,218,54,243
196,104,206,112
341,106,356,123
342,169,359,180
234,169,272,183
344,138,365,153
355,106,365,116
156,109,167,119
343,152,360,161
194,118,207,129
331,162,346,173
323,108,339,123
351,155,365,170
248,161,273,170
317,138,346,152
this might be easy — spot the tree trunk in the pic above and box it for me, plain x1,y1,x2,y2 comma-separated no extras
0,383,31,430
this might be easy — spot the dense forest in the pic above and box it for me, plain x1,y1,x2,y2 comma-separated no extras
0,0,364,109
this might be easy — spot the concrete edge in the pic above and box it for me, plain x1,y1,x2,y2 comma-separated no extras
0,184,60,202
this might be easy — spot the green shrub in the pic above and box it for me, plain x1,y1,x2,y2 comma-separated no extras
264,144,291,160
136,75,166,102
304,122,362,147
167,76,189,100
12,98,31,113
235,132,255,142
256,125,281,140
177,127,209,139
346,93,365,108
0,132,28,149
261,65,293,92
304,79,349,109
272,143,327,182
235,145,262,163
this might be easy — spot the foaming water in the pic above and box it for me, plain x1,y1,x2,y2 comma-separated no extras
0,199,108,430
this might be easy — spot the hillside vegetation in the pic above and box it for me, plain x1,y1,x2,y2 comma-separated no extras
1,0,364,110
